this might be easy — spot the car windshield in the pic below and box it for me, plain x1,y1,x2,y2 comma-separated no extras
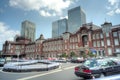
84,59,111,68
84,59,99,67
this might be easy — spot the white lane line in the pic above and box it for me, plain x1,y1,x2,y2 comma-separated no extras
17,69,62,80
17,66,76,80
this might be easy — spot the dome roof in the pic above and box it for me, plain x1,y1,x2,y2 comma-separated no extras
36,34,45,40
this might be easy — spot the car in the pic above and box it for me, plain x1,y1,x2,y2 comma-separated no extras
71,57,84,63
0,58,6,67
109,57,120,64
53,58,67,63
95,74,120,80
74,58,120,79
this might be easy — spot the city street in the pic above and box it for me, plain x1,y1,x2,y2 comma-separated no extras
0,63,83,80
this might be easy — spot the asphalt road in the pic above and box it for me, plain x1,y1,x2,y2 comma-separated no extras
0,62,83,80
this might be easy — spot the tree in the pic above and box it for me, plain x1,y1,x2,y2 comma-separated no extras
60,53,68,58
70,51,76,57
87,51,96,58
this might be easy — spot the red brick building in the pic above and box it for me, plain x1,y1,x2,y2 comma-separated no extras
2,22,120,59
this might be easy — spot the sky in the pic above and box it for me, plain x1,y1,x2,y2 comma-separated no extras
0,0,120,50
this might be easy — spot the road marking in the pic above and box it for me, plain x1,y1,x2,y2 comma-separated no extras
17,69,62,80
17,65,76,80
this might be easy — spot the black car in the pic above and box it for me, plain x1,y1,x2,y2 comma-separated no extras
74,58,120,79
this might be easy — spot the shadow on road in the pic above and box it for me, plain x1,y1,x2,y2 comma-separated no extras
73,78,85,80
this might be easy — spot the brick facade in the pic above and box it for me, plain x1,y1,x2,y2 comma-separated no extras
2,22,120,58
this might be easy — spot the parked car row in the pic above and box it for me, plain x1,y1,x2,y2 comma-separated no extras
71,57,85,63
74,57,120,79
0,57,85,67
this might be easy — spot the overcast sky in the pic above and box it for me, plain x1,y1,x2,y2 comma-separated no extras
0,0,120,50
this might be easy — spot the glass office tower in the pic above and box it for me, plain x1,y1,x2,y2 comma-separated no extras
52,18,68,38
68,6,86,33
21,20,36,41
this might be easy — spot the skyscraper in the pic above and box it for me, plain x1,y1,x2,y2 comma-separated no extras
68,6,86,33
52,18,68,38
21,20,36,42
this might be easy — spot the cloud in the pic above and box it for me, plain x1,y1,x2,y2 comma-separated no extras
108,0,118,5
107,0,120,16
60,16,68,19
115,8,120,14
9,0,75,17
0,22,20,45
107,10,115,16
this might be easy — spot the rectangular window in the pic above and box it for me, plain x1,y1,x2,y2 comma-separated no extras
11,50,13,53
96,34,98,39
115,48,120,52
65,45,67,49
114,38,119,45
93,41,96,47
97,41,100,47
101,40,104,46
106,33,109,37
113,32,118,37
100,33,103,38
107,39,110,46
73,44,75,49
92,34,95,40
108,48,112,55
70,45,72,49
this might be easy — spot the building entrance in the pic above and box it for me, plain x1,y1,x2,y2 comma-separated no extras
82,35,88,47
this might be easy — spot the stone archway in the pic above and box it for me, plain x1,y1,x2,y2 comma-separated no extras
82,35,88,47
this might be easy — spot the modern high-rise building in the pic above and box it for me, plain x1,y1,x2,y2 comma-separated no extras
21,20,36,42
68,6,86,33
52,18,68,38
